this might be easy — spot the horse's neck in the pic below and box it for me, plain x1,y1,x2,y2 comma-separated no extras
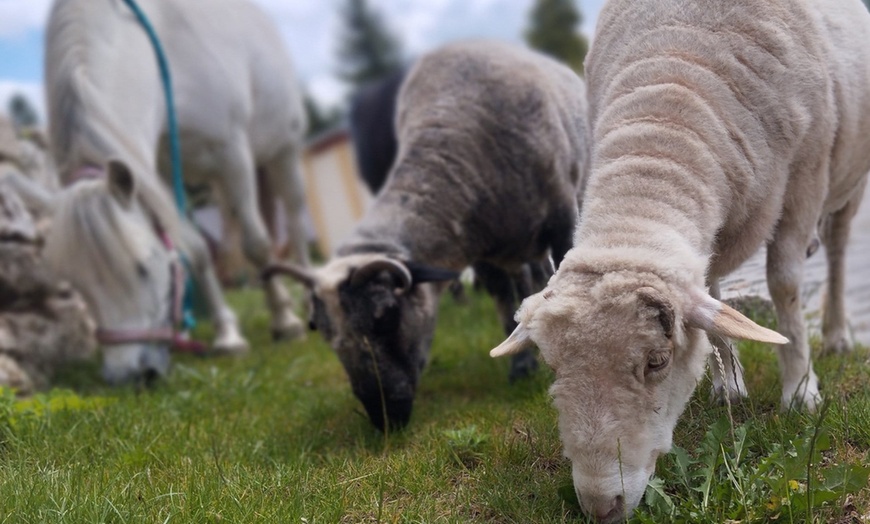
48,1,161,180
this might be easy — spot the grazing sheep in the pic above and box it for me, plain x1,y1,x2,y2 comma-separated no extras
490,0,870,520
272,40,589,430
348,65,546,307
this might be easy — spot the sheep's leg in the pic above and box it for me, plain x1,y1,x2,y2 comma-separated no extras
178,220,248,354
707,279,747,403
474,261,538,381
216,138,305,342
766,212,821,411
820,181,864,354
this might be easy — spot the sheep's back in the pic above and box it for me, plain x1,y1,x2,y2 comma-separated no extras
582,0,846,275
815,1,870,212
361,40,589,268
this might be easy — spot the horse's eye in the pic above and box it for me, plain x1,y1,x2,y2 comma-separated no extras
646,351,670,374
136,263,149,279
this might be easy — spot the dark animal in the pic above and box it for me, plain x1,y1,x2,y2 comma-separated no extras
270,41,590,431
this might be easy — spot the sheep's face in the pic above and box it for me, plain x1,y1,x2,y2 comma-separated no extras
534,274,705,521
491,269,785,522
286,254,452,431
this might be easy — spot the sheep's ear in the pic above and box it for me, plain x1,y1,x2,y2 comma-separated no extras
637,286,675,339
686,291,788,344
106,159,136,209
490,323,534,357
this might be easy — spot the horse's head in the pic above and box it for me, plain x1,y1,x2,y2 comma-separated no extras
44,160,176,385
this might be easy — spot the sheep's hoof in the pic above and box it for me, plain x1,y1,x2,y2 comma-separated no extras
448,281,468,305
710,384,748,406
781,390,822,413
509,349,539,382
822,333,852,355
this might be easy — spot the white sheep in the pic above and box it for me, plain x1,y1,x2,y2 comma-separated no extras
491,0,870,521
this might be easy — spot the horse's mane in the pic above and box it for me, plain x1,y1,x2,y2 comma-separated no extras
43,180,162,319
45,0,179,239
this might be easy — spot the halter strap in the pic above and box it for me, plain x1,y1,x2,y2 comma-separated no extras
67,164,206,354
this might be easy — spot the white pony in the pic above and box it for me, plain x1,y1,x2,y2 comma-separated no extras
40,0,310,384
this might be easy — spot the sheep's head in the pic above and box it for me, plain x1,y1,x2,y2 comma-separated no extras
269,254,456,431
491,269,786,522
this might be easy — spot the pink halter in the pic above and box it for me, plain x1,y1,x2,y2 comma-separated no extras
68,164,207,354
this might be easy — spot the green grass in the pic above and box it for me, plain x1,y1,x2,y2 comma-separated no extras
1,287,868,523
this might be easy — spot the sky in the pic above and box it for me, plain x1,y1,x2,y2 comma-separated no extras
0,0,603,122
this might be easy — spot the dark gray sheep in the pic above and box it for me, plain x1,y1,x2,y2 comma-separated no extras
273,40,589,430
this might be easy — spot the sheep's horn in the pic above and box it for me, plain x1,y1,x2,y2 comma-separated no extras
350,258,412,293
490,324,534,357
262,262,317,288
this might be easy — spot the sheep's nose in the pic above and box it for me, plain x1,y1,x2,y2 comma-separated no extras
580,493,624,523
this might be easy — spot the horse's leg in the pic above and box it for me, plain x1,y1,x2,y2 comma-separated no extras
262,145,310,268
260,146,311,336
474,261,538,381
218,140,305,342
178,220,248,354
707,278,747,403
820,178,865,354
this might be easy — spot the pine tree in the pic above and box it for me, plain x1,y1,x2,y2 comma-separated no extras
336,0,403,88
7,93,39,131
303,92,341,138
525,0,589,74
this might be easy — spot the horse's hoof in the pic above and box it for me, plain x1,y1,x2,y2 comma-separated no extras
509,350,539,383
212,336,250,356
271,320,306,342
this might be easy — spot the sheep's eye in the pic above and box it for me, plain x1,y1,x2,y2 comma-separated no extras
646,351,670,374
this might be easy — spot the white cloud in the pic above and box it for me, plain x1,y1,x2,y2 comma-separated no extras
384,0,454,54
306,75,346,109
0,80,45,122
0,0,602,112
251,0,536,106
0,0,52,39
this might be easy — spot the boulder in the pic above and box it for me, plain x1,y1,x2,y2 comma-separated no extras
0,170,96,394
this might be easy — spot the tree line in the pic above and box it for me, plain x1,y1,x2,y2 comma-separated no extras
307,0,590,137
